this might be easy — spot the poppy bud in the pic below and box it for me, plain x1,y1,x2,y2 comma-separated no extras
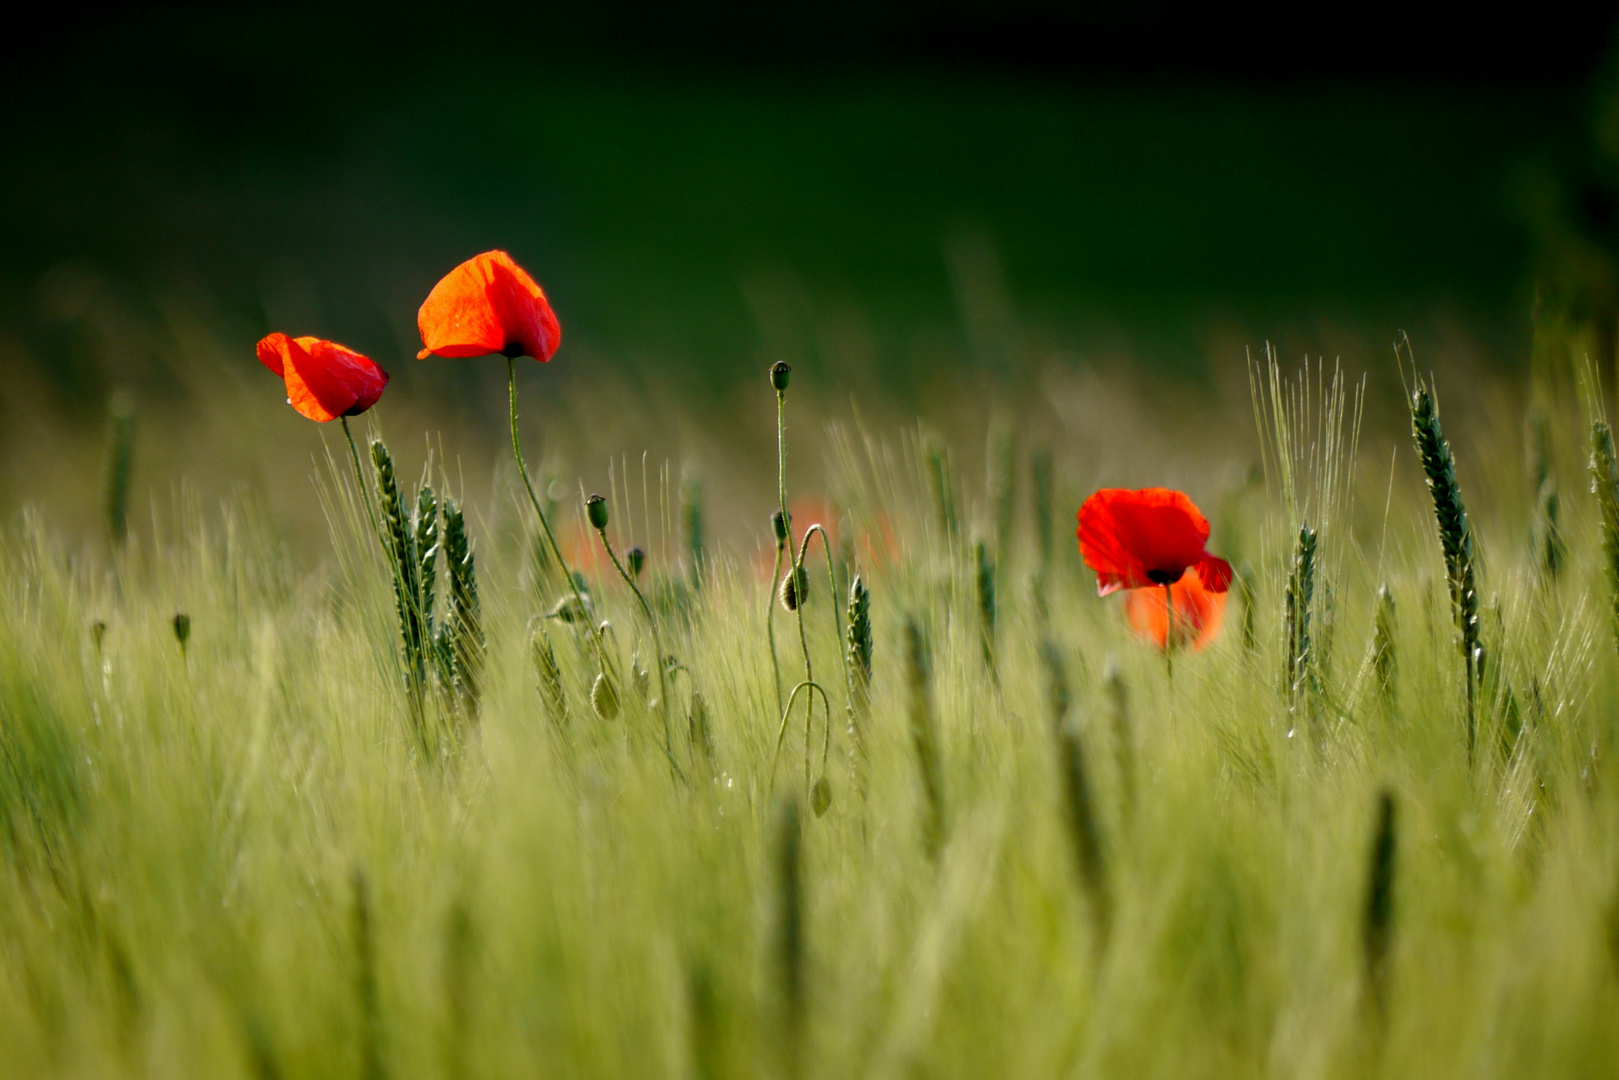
585,494,609,530
91,620,108,653
591,671,620,722
772,509,789,546
627,545,646,579
172,613,191,653
810,776,832,817
770,361,792,392
779,565,809,611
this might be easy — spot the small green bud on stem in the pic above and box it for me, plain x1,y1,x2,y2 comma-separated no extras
585,493,610,531
172,613,191,654
626,545,645,580
770,361,792,393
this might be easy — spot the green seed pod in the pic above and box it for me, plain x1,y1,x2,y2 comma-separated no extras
770,361,792,392
585,493,610,531
591,672,620,722
626,545,646,579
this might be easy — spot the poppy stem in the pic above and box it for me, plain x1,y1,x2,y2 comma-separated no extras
594,522,675,769
507,358,615,681
340,416,387,556
768,536,785,717
1164,582,1174,682
777,387,817,775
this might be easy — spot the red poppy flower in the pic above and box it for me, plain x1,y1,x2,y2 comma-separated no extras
1077,487,1233,596
416,250,561,362
1126,571,1227,651
256,333,388,423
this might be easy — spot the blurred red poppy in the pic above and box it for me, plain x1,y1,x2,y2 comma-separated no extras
416,250,561,362
1126,571,1227,651
1077,487,1233,596
256,333,388,423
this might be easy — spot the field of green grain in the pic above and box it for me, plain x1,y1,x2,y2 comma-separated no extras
4,333,1619,1080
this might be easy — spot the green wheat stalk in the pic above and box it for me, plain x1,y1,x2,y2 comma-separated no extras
1410,384,1481,761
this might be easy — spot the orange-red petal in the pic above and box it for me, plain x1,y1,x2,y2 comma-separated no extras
1125,573,1228,651
416,250,561,362
256,333,388,423
1077,487,1216,595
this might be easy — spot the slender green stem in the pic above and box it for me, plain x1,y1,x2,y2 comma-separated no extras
595,523,674,764
776,391,816,757
768,538,784,716
340,417,387,554
507,358,613,679
1164,582,1174,683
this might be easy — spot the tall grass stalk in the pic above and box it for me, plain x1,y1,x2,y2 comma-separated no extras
904,616,944,859
1361,790,1398,1020
1056,719,1110,952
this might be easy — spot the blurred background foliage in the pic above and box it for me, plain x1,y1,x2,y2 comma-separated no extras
4,4,1619,551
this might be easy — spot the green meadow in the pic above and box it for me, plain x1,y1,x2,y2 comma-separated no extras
5,324,1619,1077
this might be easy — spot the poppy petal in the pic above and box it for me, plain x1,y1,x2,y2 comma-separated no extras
417,250,562,362
257,334,389,423
1125,572,1228,651
1195,554,1234,593
256,332,290,376
1079,487,1211,591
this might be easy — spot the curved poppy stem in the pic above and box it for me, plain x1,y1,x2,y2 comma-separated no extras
340,416,387,554
801,524,849,753
507,357,614,680
767,678,832,801
594,522,675,770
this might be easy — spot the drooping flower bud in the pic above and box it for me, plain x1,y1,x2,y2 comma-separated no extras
591,671,620,722
585,493,610,531
626,545,646,579
779,565,809,611
810,776,832,817
770,361,792,392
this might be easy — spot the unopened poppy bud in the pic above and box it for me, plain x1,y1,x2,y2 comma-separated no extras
91,620,107,652
172,613,191,652
585,494,609,530
811,776,832,817
627,545,645,579
591,672,620,722
770,361,792,392
772,509,789,546
779,565,809,611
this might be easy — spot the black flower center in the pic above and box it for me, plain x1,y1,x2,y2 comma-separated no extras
1146,568,1180,585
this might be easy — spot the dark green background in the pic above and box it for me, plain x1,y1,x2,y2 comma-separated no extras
1,8,1610,413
